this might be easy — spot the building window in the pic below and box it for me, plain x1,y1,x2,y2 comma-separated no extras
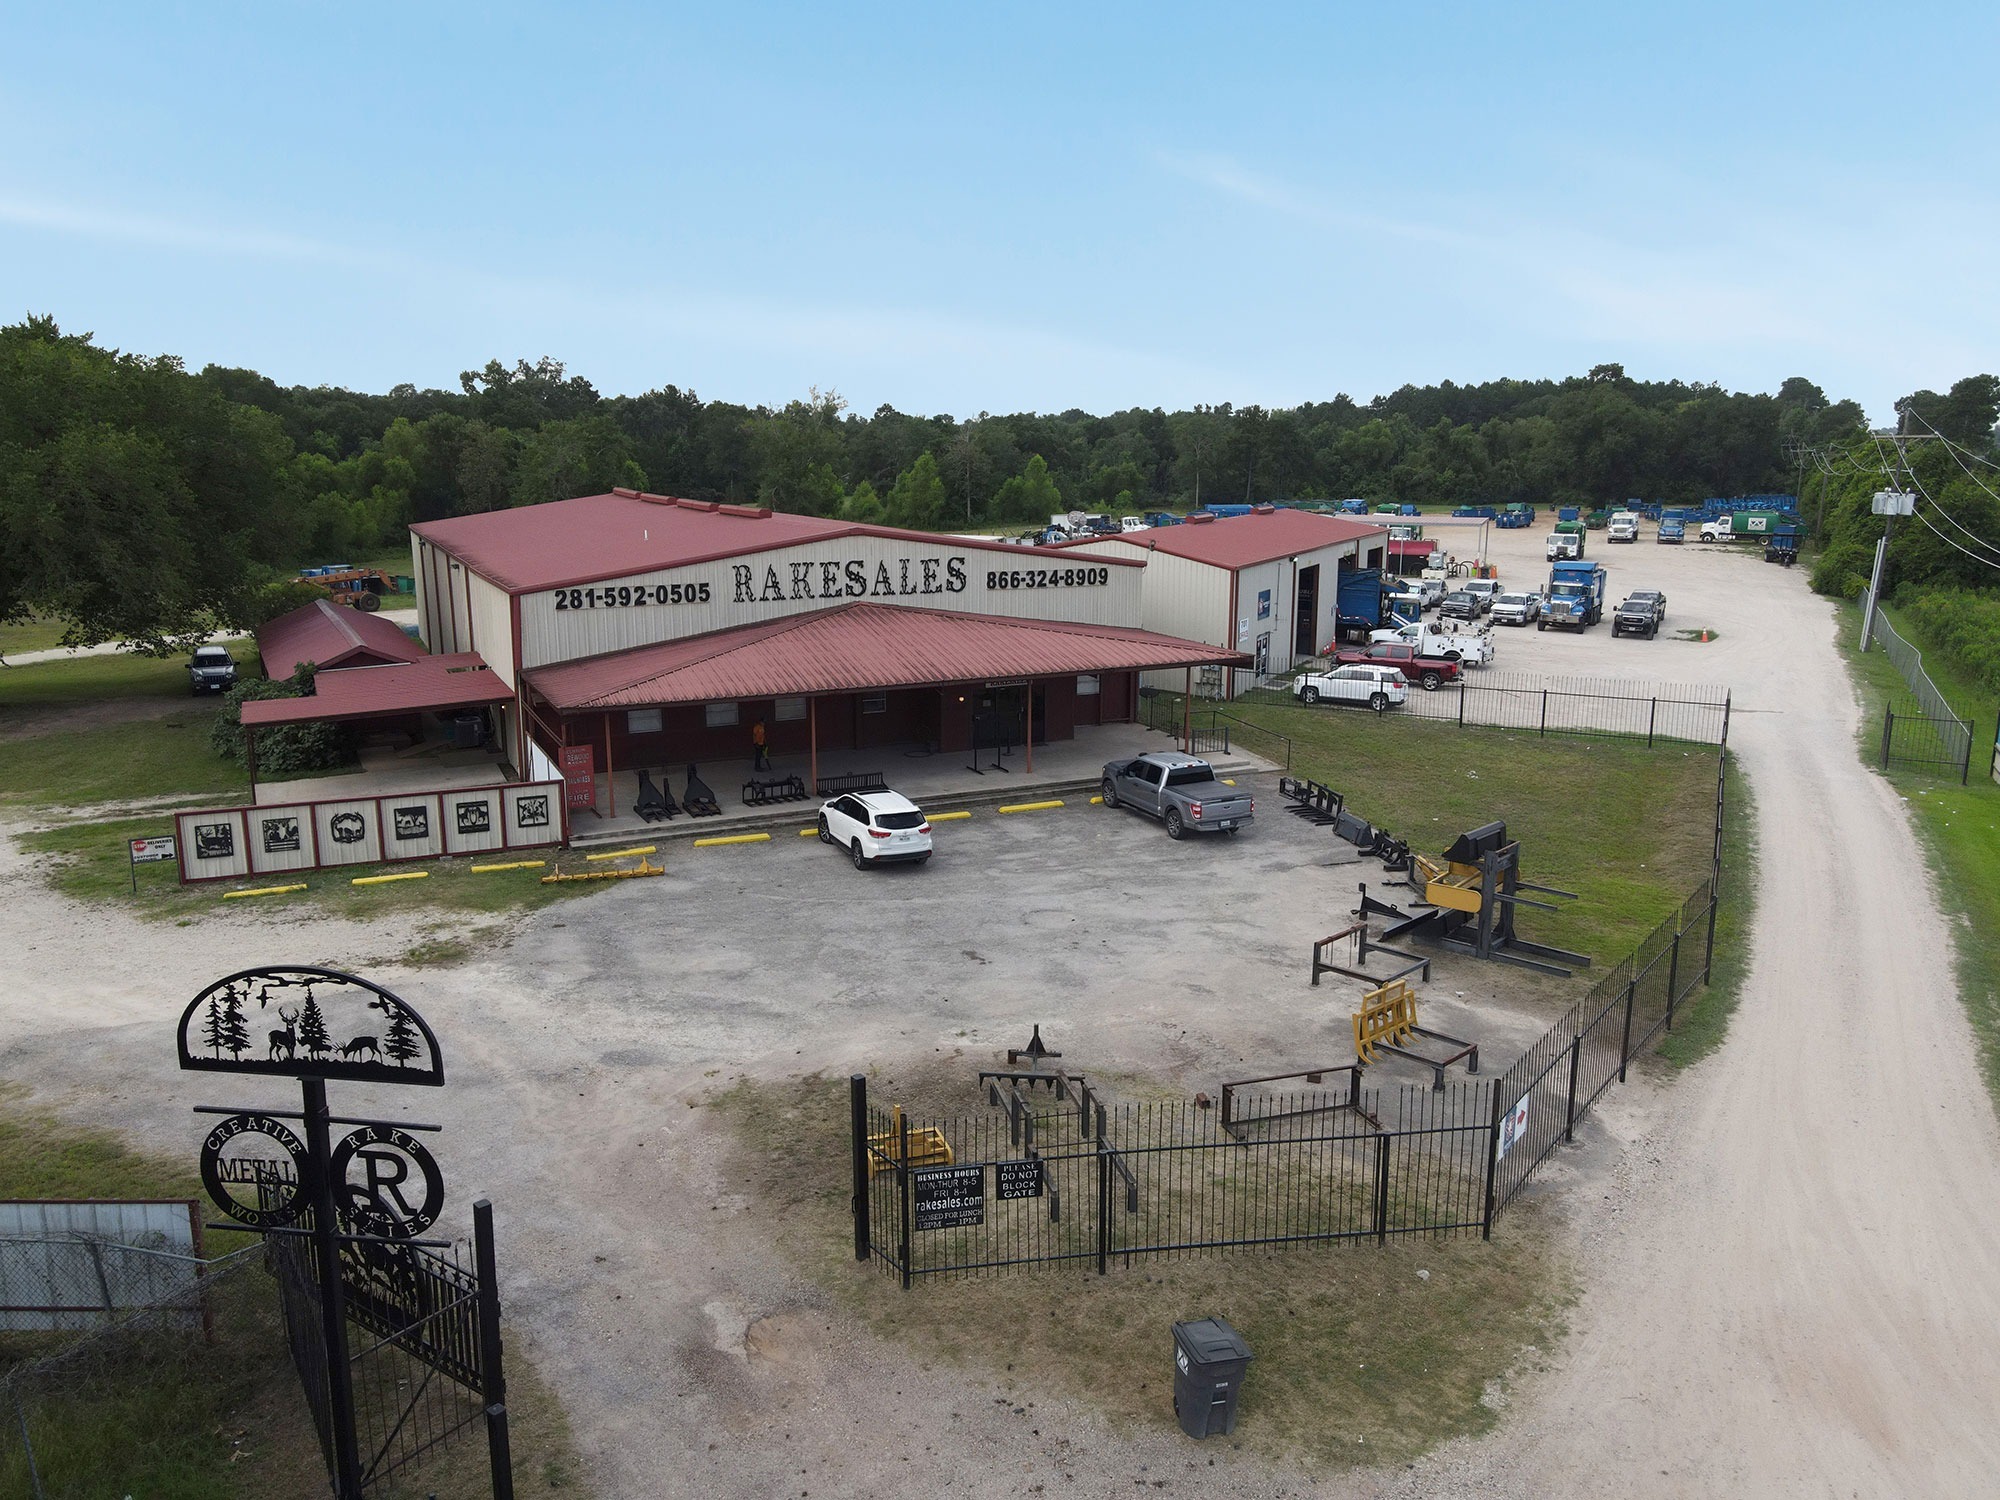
1076,674,1100,696
626,708,663,734
860,694,888,715
704,702,739,728
775,696,808,722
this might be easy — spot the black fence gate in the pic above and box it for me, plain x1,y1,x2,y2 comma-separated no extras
269,1201,512,1495
1879,697,1972,782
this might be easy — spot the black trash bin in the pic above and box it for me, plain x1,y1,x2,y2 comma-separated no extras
1171,1317,1254,1438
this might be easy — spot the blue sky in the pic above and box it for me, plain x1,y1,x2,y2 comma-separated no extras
2,4,1993,423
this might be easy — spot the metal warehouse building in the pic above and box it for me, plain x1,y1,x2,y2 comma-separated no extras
1066,508,1387,697
404,489,1247,817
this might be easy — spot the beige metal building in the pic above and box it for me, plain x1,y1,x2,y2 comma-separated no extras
1067,507,1387,696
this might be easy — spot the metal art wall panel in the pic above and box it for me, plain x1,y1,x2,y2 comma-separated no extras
441,788,506,854
379,793,445,860
313,799,384,867
502,784,558,844
177,809,250,880
512,534,1145,670
247,804,318,875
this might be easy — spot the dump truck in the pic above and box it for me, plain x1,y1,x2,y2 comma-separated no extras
1539,559,1607,631
1699,510,1787,542
1546,529,1584,562
1331,567,1388,644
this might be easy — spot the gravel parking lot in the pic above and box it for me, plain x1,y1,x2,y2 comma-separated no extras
9,516,2000,1498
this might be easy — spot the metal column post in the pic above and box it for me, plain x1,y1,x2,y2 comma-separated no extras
301,1078,363,1500
473,1200,515,1500
849,1076,870,1262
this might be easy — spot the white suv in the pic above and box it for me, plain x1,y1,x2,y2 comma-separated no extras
817,790,933,869
1293,664,1409,712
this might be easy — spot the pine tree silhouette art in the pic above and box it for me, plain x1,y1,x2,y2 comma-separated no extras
297,993,332,1059
381,1001,421,1068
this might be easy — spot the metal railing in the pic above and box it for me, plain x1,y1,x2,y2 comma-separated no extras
1868,615,1972,779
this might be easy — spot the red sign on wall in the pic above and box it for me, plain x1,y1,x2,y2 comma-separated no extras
560,745,597,810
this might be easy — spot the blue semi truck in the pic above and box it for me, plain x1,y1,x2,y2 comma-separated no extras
1539,559,1607,631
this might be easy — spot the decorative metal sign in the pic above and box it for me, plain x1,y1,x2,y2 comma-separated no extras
331,1125,445,1238
177,966,443,1086
199,1112,308,1228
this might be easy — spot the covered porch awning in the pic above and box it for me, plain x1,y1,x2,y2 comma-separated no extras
238,653,510,727
522,600,1248,711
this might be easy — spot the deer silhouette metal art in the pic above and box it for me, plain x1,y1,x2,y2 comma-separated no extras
268,1003,300,1062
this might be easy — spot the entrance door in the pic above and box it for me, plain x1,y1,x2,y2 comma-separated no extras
1294,564,1320,657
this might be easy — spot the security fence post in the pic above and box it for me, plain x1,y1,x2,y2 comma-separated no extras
1648,697,1658,747
1540,689,1548,737
1480,1085,1503,1241
849,1075,870,1263
1702,888,1719,990
1373,1130,1392,1245
1665,934,1681,1029
1617,976,1638,1084
474,1200,516,1500
1095,1104,1111,1276
1880,707,1893,770
897,1112,913,1291
1458,683,1466,727
1563,1033,1582,1143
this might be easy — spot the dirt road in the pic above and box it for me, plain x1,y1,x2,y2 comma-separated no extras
1387,527,2000,1497
5,527,1998,1496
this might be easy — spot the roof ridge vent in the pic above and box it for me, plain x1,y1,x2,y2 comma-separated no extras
1252,503,1276,514
612,486,641,498
717,503,772,519
1185,511,1216,524
674,498,721,512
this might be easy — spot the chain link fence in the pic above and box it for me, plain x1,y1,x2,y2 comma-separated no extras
1867,614,1972,780
1,1241,264,1498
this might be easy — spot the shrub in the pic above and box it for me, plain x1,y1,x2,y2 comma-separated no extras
1810,537,1873,599
1897,588,2000,701
209,666,351,774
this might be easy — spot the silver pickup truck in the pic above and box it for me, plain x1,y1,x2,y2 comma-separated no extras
1100,752,1253,839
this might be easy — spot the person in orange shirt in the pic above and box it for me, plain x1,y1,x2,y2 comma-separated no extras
751,718,770,771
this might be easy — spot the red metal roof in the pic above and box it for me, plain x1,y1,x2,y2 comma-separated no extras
239,654,510,726
410,490,1143,594
1077,509,1386,570
255,598,425,675
523,602,1249,710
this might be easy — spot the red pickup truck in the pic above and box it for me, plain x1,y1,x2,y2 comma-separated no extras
1330,641,1463,691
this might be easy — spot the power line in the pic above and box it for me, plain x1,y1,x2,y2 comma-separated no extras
1882,412,2000,560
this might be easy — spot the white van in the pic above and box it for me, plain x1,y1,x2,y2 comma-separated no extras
1608,512,1640,543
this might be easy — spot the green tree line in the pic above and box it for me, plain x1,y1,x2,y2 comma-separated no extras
3,313,1877,648
1805,375,2000,697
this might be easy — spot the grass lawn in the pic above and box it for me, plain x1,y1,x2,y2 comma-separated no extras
0,712,253,809
715,1072,1570,1473
1655,754,1755,1068
0,616,76,655
0,1087,587,1499
0,639,261,709
1172,694,1721,964
15,814,618,928
1836,601,2000,1108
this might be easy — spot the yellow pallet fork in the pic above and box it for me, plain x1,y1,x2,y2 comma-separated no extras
1351,979,1480,1089
866,1105,954,1178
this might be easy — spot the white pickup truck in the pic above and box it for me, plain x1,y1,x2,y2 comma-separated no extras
1368,619,1495,665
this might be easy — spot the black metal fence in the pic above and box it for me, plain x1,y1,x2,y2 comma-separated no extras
1488,881,1716,1210
1150,671,1731,749
854,1078,1494,1284
1880,697,1972,782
